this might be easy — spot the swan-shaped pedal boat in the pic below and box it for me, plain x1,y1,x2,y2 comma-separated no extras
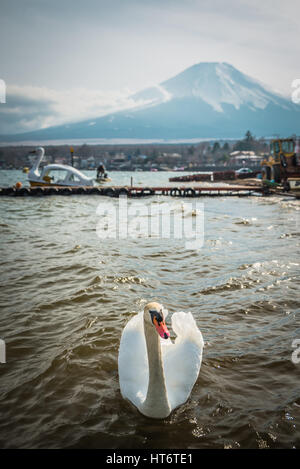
118,302,204,419
28,147,95,187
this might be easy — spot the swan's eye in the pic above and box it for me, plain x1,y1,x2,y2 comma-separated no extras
149,310,163,325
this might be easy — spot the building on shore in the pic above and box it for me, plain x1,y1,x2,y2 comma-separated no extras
229,150,263,167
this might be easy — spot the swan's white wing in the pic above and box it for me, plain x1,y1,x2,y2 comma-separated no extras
118,312,148,409
162,312,204,411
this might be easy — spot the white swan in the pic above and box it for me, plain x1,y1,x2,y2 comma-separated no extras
118,302,204,419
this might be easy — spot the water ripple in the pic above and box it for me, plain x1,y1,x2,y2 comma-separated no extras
0,189,299,448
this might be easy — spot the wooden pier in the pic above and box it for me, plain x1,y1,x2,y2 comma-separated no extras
0,184,268,197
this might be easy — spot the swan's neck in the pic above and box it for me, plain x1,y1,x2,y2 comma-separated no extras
141,320,170,418
30,150,44,177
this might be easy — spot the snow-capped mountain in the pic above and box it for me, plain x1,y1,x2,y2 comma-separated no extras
1,62,299,141
169,62,291,111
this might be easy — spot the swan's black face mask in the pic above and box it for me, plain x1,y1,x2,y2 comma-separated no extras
149,310,170,339
149,310,163,325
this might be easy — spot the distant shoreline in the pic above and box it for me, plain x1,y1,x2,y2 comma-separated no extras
0,136,275,147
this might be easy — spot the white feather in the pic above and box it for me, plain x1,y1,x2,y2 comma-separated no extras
118,309,204,415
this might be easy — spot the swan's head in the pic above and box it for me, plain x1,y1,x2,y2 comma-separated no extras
36,147,44,156
144,302,170,340
29,147,44,155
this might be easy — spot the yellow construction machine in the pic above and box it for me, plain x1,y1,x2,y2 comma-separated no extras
261,138,300,191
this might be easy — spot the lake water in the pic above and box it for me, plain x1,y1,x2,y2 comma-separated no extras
0,170,299,449
0,169,207,188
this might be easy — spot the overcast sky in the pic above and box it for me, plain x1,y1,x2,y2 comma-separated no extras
0,0,299,133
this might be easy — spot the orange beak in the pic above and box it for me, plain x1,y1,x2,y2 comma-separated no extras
153,317,170,339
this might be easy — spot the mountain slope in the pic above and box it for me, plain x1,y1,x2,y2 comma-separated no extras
1,62,299,141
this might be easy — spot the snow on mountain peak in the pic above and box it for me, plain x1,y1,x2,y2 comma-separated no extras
160,62,286,113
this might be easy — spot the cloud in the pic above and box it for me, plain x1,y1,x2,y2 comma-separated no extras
1,0,299,96
0,85,147,134
1,0,299,134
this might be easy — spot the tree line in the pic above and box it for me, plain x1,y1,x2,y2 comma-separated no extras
0,131,270,169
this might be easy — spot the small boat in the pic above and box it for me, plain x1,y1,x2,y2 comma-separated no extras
22,167,29,173
95,175,112,183
28,147,95,187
